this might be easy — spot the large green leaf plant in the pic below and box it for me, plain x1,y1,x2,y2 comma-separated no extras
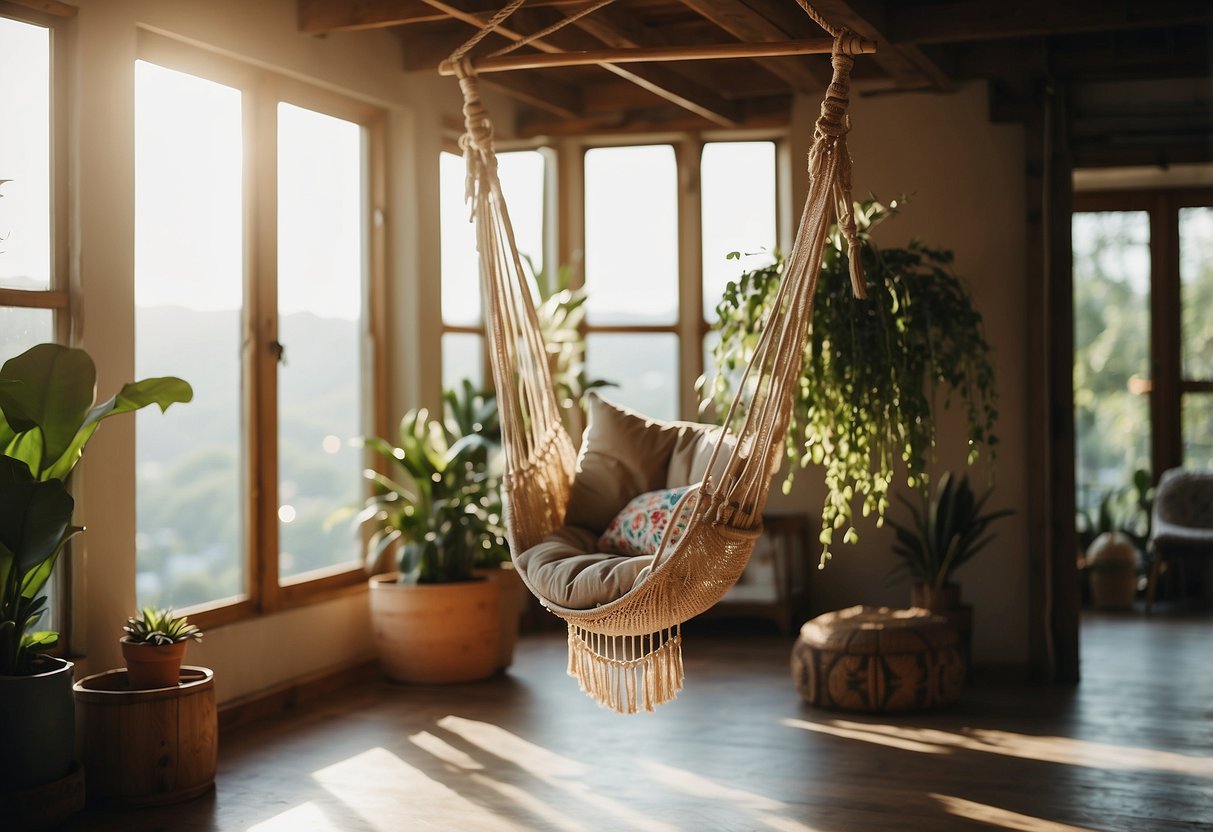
356,381,509,584
703,198,1000,565
0,344,192,675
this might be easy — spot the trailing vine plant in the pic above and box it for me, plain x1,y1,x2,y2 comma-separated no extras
701,198,999,564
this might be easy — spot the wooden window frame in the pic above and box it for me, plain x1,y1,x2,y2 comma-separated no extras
0,1,74,653
437,133,786,421
1072,186,1213,482
136,31,388,632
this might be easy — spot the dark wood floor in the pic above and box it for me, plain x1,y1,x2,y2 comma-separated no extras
66,610,1212,832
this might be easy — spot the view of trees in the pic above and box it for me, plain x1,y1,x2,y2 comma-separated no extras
1073,206,1213,517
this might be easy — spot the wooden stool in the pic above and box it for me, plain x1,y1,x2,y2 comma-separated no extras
791,605,964,711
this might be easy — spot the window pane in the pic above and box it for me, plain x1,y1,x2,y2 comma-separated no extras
277,102,365,581
584,146,678,324
0,306,53,361
701,142,776,320
443,332,484,394
585,333,678,421
1072,211,1151,514
1179,206,1213,381
0,17,51,290
134,60,245,609
441,150,544,327
1182,393,1213,469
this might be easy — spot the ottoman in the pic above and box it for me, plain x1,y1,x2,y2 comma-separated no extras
791,605,965,711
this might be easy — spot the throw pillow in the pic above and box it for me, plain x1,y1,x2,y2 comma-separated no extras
597,485,697,557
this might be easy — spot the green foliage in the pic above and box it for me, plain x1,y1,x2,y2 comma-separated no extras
355,381,508,584
0,343,192,675
122,606,203,646
703,199,1000,562
888,471,1012,589
1077,467,1154,556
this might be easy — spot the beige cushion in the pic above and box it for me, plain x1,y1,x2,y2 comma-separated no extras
564,394,681,533
516,525,653,610
665,422,735,489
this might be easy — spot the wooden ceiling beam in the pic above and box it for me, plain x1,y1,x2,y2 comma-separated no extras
888,1,1213,46
298,0,586,33
536,6,745,126
677,0,831,92
805,0,954,90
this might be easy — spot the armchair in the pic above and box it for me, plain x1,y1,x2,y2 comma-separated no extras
1146,468,1213,613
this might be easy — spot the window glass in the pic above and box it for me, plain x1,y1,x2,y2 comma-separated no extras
277,103,365,581
442,332,484,394
584,145,678,325
1179,206,1213,381
1072,211,1151,514
0,17,51,290
1182,393,1213,469
0,306,53,361
441,150,545,328
585,332,679,421
701,142,777,320
134,60,245,609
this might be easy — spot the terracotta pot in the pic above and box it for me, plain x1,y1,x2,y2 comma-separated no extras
476,563,526,671
369,572,500,683
910,581,961,611
121,639,189,690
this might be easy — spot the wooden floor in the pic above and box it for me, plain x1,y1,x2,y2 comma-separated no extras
66,611,1212,832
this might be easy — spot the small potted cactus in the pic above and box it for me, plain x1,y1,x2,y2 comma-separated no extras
121,607,203,690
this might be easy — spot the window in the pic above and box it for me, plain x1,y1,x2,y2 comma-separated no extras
437,139,780,422
582,140,777,421
133,34,386,625
1073,189,1213,512
439,148,546,392
0,11,68,355
0,6,70,641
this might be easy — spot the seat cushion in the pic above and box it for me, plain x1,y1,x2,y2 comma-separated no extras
564,394,682,533
516,525,653,610
665,422,735,490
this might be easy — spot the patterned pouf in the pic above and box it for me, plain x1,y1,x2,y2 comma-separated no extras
791,605,965,711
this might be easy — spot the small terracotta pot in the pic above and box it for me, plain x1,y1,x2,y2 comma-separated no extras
120,638,188,690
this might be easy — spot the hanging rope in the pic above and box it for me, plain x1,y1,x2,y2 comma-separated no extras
446,1,871,713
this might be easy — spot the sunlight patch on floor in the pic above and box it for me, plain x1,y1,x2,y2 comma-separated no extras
782,718,952,754
639,759,822,831
410,730,486,771
436,716,679,832
312,746,518,831
820,720,1213,777
246,801,343,831
931,794,1098,831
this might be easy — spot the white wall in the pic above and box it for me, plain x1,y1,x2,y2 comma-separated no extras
64,0,470,702
770,82,1030,669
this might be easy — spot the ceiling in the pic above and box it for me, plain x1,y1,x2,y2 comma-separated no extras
297,0,1213,164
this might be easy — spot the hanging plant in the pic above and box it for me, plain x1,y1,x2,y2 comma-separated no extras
701,198,999,564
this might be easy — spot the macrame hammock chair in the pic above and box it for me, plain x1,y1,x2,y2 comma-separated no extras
448,1,871,713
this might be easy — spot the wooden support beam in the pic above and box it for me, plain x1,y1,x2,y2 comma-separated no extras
420,0,748,127
677,0,831,92
888,0,1213,46
297,0,585,33
437,36,874,75
806,0,953,90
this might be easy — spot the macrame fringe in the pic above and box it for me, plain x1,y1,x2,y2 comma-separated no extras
567,624,684,714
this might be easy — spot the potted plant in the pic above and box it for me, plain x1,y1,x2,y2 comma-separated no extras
356,382,510,683
702,198,1000,563
121,607,203,690
0,344,191,799
888,471,1012,610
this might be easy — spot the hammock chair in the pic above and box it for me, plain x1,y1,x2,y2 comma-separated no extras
447,0,872,712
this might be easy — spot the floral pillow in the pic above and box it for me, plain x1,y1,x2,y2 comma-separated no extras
597,485,697,557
